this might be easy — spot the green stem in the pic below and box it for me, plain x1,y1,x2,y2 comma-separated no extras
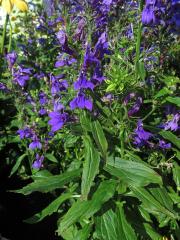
135,0,144,77
142,105,157,121
1,14,9,54
8,19,13,52
120,129,125,158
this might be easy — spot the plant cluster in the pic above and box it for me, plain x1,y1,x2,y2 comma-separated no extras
0,0,180,239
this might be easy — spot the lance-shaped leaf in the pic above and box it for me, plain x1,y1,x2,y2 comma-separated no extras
13,169,81,195
95,209,118,240
173,162,180,191
116,202,137,240
130,186,178,219
104,157,162,187
58,201,90,235
91,120,108,158
81,135,100,199
84,180,117,219
10,153,27,176
143,223,162,240
166,96,180,107
24,193,72,223
58,180,117,235
74,224,91,240
159,131,180,149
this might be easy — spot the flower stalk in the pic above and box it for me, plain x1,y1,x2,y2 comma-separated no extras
1,13,9,54
8,19,13,52
135,0,144,78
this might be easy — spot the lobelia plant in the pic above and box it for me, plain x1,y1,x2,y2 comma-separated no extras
0,0,180,239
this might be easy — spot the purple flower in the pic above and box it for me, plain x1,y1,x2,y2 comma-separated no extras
32,154,44,169
38,38,46,45
13,66,32,87
53,100,64,111
39,108,47,116
123,93,142,116
29,136,42,150
0,82,9,92
39,91,48,105
48,111,68,132
164,113,179,131
51,75,68,96
123,93,136,105
128,97,143,117
125,24,134,39
25,93,36,106
142,6,157,25
43,0,55,16
73,18,86,41
17,127,33,139
91,66,105,85
91,0,113,36
159,140,171,149
134,120,153,146
56,30,67,45
34,71,45,80
94,32,110,59
171,1,180,28
74,72,94,90
55,53,77,68
83,44,99,69
70,93,93,111
102,93,114,103
6,52,17,69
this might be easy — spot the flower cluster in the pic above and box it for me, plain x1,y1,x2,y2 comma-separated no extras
0,0,179,173
142,0,180,31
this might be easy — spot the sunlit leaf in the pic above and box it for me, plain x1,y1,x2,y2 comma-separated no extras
116,202,137,240
58,180,116,235
104,157,162,187
24,193,72,223
91,120,108,159
159,131,180,149
81,135,100,199
13,169,81,195
95,209,118,240
10,153,27,176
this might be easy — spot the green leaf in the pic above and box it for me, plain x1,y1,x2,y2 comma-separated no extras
58,201,90,235
24,193,72,223
45,153,58,163
10,153,27,176
116,202,137,240
58,180,116,235
95,209,118,240
81,135,100,199
13,169,81,195
80,112,92,132
74,224,91,240
60,225,78,240
159,131,180,149
64,134,79,148
154,88,171,99
138,206,152,223
166,96,180,107
130,186,178,219
32,170,53,181
91,120,108,158
173,162,180,191
143,223,162,240
137,61,146,81
84,180,117,219
104,157,162,187
149,187,174,212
